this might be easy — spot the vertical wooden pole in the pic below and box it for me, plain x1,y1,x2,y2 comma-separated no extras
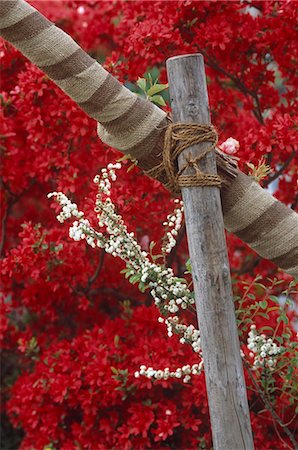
166,54,254,450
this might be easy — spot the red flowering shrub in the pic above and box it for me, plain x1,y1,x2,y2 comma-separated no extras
1,1,297,449
7,306,210,450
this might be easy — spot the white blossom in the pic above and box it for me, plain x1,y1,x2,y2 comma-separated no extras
47,192,84,223
163,316,201,354
161,200,184,254
135,361,204,383
247,324,283,370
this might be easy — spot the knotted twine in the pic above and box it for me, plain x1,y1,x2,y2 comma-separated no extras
146,123,221,194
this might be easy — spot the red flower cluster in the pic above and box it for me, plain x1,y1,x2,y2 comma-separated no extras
1,1,297,449
7,306,210,450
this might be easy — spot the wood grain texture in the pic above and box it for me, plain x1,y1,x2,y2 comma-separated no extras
166,54,254,450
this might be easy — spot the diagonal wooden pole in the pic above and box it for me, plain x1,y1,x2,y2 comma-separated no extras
166,54,254,450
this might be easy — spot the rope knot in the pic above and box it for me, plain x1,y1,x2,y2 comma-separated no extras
185,155,203,177
163,123,221,193
145,122,222,194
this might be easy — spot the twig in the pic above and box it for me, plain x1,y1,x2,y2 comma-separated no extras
291,193,298,211
0,200,11,257
244,360,298,450
194,45,264,124
253,93,264,125
263,151,296,188
86,249,105,289
237,255,262,276
100,287,139,303
0,179,36,257
273,420,295,450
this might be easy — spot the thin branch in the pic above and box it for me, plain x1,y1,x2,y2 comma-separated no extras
194,45,264,124
253,93,265,125
263,151,296,188
273,420,294,450
100,287,139,303
0,179,35,257
291,193,298,210
244,361,298,450
86,249,105,290
1,179,19,199
0,200,11,257
237,255,262,276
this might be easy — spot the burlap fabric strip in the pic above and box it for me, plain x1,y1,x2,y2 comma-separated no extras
1,0,297,278
0,0,166,169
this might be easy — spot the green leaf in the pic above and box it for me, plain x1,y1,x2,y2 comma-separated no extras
138,282,147,293
147,83,168,96
259,300,268,309
114,335,119,348
189,17,198,27
277,315,289,324
123,269,133,279
152,253,163,261
268,295,280,303
273,279,285,285
129,274,140,284
173,277,187,283
260,326,274,332
185,258,192,273
267,306,279,312
247,293,256,300
110,366,118,375
136,77,147,92
255,283,267,291
150,95,166,106
258,312,269,319
127,162,137,172
117,153,135,163
149,241,156,252
282,333,291,340
286,366,294,381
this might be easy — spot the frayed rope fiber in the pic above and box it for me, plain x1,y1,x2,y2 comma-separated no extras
146,123,221,193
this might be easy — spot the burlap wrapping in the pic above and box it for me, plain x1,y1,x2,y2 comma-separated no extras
1,0,297,278
0,0,166,163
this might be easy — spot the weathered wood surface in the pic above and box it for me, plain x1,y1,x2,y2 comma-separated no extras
166,54,254,450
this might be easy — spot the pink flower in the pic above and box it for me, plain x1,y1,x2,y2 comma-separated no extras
219,137,240,155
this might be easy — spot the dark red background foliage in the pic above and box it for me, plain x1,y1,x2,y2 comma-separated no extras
1,1,297,449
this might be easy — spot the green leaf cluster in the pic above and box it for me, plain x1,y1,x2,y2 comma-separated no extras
136,74,168,107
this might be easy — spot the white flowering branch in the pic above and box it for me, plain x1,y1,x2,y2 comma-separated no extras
48,162,203,382
135,362,204,384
